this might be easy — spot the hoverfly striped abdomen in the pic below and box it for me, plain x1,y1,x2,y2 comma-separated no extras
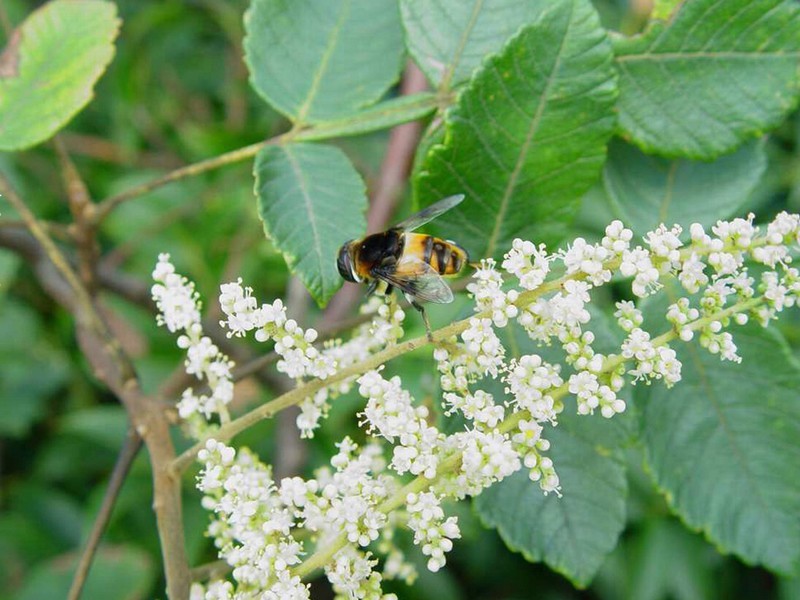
405,233,468,276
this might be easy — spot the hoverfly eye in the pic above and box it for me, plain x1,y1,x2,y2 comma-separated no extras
337,242,357,282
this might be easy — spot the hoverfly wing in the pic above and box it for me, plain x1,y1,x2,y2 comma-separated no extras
393,194,465,232
372,257,454,304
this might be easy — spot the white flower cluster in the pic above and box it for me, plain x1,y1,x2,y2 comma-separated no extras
194,437,406,599
194,439,309,599
504,354,562,423
296,298,406,437
218,280,406,437
326,547,396,599
219,279,335,380
430,213,800,496
467,258,519,327
502,238,551,290
152,254,234,430
358,370,442,479
405,492,460,572
158,210,800,599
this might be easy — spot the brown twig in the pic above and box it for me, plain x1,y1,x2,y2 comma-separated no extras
58,132,184,169
91,140,271,225
0,217,74,241
89,90,446,228
54,136,99,291
0,173,191,600
67,429,143,600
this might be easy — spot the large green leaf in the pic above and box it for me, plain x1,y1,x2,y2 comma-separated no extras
475,410,629,587
0,0,119,151
414,0,617,261
244,0,404,124
603,139,766,235
254,143,367,306
613,0,800,160
399,0,549,89
638,318,800,575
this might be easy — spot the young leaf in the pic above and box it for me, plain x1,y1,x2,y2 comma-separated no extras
603,139,766,235
400,0,550,89
638,320,800,575
475,410,629,587
254,143,367,306
244,0,404,124
614,0,800,160
414,0,617,260
0,0,120,151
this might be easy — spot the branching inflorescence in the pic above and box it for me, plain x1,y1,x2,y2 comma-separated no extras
151,213,800,599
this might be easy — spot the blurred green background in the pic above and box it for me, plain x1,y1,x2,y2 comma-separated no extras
2,0,800,598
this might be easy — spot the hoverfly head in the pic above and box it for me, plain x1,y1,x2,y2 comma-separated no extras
336,241,360,283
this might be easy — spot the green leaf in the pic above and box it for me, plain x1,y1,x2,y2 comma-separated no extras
244,0,404,123
613,0,800,159
59,406,129,451
0,510,58,569
475,409,629,587
603,138,767,235
414,0,618,261
9,482,82,548
0,0,119,151
254,143,367,306
638,319,800,575
16,545,154,600
399,0,550,89
294,92,440,142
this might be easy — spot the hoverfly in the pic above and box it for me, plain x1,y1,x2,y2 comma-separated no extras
336,194,469,340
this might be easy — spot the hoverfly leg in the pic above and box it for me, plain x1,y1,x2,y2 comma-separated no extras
366,280,378,296
410,299,434,342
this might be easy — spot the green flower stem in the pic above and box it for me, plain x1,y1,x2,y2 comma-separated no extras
171,238,768,474
170,275,573,474
172,312,471,474
292,294,766,580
